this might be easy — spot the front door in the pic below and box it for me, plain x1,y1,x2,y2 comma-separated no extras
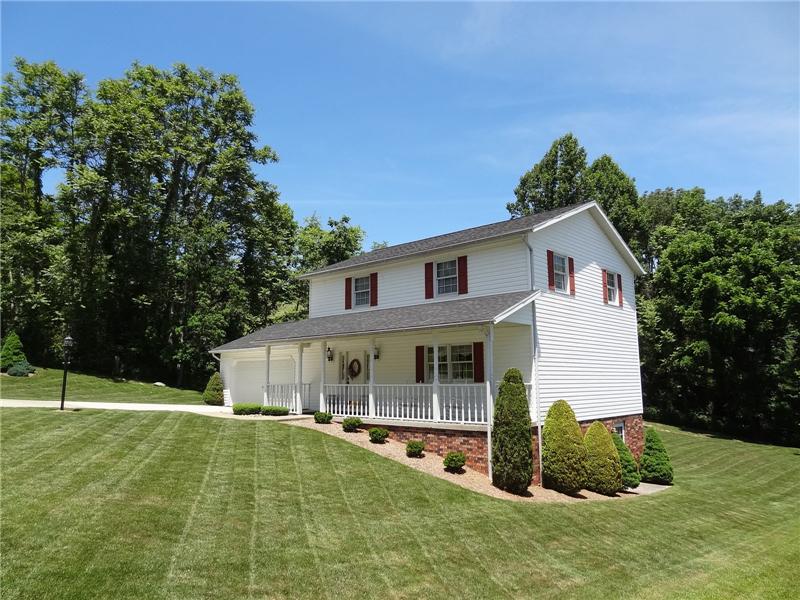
341,350,368,385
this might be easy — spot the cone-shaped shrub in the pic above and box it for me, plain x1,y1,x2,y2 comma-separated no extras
583,422,623,495
542,400,587,494
202,372,225,406
612,432,640,489
640,427,673,484
1,331,26,371
491,368,533,494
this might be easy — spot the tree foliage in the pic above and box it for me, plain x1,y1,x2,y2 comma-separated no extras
541,400,588,494
639,428,674,485
1,60,364,388
1,331,27,371
491,368,533,494
202,372,224,406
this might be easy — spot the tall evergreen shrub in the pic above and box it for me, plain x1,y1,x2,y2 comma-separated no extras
639,427,674,484
541,400,587,494
1,332,27,371
612,432,640,489
491,368,533,494
202,372,225,406
583,422,623,495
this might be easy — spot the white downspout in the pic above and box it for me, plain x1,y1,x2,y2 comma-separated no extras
524,234,543,485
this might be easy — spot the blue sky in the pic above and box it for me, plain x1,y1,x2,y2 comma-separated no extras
3,1,798,247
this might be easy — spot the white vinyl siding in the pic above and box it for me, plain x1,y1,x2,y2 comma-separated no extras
530,208,643,423
309,238,529,317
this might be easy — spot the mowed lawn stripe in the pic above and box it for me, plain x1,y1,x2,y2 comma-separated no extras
2,410,799,600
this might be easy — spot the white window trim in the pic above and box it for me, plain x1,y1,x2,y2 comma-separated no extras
553,252,569,294
614,422,625,442
352,275,371,308
426,344,474,383
605,270,619,305
435,259,459,297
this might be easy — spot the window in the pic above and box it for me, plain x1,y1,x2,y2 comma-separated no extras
553,253,568,292
436,260,458,295
353,276,370,306
614,422,625,442
426,344,473,382
606,271,618,304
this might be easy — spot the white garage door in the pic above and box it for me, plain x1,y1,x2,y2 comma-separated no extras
232,360,265,404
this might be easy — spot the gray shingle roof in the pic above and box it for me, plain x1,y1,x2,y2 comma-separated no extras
211,290,537,352
301,202,591,278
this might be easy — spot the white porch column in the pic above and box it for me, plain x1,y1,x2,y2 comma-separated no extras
531,301,543,483
431,335,441,421
264,345,271,406
368,339,376,418
486,323,495,480
319,340,327,413
295,344,304,414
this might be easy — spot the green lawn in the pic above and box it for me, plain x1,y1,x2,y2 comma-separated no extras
1,410,798,600
0,367,203,404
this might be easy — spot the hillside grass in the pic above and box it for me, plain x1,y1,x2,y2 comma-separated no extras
0,367,203,404
1,410,798,599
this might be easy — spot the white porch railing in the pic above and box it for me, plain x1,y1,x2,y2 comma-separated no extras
325,384,369,417
439,383,487,424
374,384,434,421
265,383,312,411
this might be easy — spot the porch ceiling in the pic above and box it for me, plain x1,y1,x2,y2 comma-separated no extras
211,290,539,352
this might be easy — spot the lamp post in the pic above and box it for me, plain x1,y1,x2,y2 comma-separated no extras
60,334,74,411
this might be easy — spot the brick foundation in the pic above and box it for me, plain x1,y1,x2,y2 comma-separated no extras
362,414,644,483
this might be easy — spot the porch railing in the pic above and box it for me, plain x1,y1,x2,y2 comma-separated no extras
374,384,434,421
439,383,487,424
265,383,312,411
325,384,369,417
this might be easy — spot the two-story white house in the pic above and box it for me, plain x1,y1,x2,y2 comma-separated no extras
211,201,646,478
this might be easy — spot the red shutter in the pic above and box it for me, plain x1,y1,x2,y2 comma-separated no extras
370,272,378,306
473,342,485,383
345,277,352,309
415,346,425,383
424,262,434,299
617,273,623,307
457,256,468,295
568,257,575,296
601,269,608,304
547,250,555,291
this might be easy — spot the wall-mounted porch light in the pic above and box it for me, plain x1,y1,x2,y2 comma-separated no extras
373,347,380,360
326,346,334,362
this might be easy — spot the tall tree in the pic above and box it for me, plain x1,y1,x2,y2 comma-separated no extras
585,154,640,251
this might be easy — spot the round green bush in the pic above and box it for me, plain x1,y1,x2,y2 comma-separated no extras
443,451,466,472
405,440,425,458
7,360,35,377
261,405,289,416
202,372,224,406
640,427,673,484
612,432,640,489
314,411,333,424
541,400,588,494
1,331,27,372
491,368,533,494
583,422,623,495
342,417,362,432
368,427,389,443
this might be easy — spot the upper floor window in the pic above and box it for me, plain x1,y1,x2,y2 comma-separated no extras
436,260,458,295
606,271,618,304
353,276,370,306
553,253,568,293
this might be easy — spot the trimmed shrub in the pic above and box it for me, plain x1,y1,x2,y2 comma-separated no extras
612,432,640,489
232,403,262,415
541,399,588,494
406,440,425,458
7,360,35,377
583,422,623,495
314,411,333,424
261,405,289,416
202,372,224,406
368,427,389,443
491,368,533,494
342,417,362,432
640,427,674,484
443,451,466,472
1,332,26,371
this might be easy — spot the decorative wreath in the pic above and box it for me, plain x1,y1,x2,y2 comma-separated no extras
348,358,362,379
